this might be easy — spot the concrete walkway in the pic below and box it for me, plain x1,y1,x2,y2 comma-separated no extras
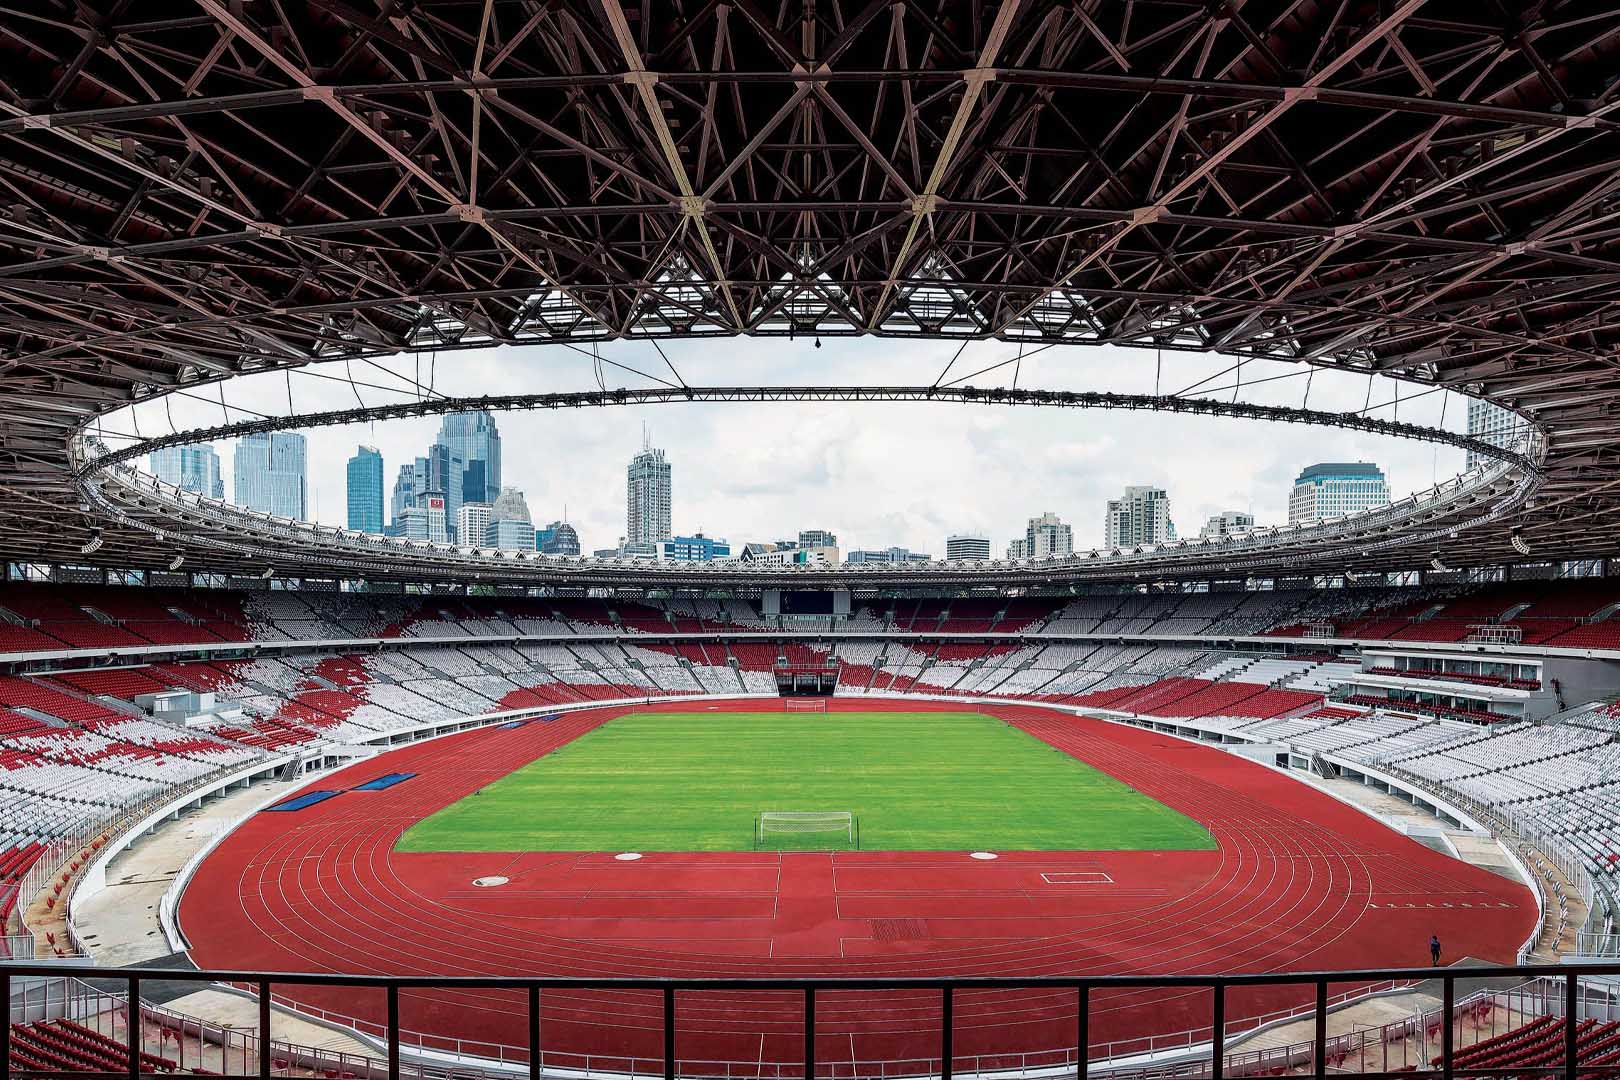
1305,772,1524,882
72,771,378,1060
76,774,302,965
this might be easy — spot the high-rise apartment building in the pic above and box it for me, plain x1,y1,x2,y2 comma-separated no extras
233,432,307,519
945,534,991,561
1104,487,1175,548
626,438,672,548
1288,463,1389,523
346,446,384,534
1022,512,1074,559
149,444,223,499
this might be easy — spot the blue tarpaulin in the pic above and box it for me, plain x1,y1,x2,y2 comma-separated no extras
353,772,416,791
262,790,340,813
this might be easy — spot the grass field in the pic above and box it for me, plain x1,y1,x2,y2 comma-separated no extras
396,712,1214,853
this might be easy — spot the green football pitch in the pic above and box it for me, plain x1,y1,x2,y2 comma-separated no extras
396,711,1214,853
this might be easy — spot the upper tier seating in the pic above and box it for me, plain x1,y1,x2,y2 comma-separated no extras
3,581,1620,656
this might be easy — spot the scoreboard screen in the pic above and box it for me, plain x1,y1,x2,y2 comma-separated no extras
763,590,851,617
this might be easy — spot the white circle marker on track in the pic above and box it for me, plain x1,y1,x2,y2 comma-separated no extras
472,876,510,887
969,852,998,860
615,852,643,861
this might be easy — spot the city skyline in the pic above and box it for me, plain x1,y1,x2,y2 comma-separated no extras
138,339,1460,559
202,424,1406,560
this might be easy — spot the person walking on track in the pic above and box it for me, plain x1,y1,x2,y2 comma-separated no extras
1430,935,1442,967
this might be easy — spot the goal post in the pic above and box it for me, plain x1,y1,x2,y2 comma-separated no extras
784,698,828,712
754,811,858,851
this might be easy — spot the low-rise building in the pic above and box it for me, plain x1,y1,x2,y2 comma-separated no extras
945,534,991,561
658,533,731,561
1199,511,1254,539
846,547,931,564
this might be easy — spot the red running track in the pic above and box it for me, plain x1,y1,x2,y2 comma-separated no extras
181,700,1535,1072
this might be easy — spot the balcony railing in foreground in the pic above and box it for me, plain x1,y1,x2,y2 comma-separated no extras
4,962,1620,1080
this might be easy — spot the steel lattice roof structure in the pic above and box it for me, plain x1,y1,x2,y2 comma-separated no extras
1,1,1619,585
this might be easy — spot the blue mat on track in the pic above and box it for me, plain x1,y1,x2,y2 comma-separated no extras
353,772,415,791
498,719,528,729
262,790,340,813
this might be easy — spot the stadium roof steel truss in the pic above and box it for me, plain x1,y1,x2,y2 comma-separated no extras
1,1,1619,581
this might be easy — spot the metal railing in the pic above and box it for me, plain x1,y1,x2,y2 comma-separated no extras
238,973,1418,1070
4,960,1619,1080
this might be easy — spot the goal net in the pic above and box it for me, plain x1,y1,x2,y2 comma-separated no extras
784,698,828,712
754,811,858,851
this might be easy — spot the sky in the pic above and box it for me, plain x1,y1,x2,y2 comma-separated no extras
104,336,1473,557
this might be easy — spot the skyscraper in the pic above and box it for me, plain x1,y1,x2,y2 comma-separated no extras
424,441,460,537
1288,463,1389,523
149,444,223,499
1104,487,1175,547
233,432,307,519
435,411,502,538
626,435,672,550
1466,399,1519,470
487,487,534,549
346,446,384,534
389,461,418,535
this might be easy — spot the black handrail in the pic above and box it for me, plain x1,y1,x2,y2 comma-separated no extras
5,959,1616,988
3,961,1617,1080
